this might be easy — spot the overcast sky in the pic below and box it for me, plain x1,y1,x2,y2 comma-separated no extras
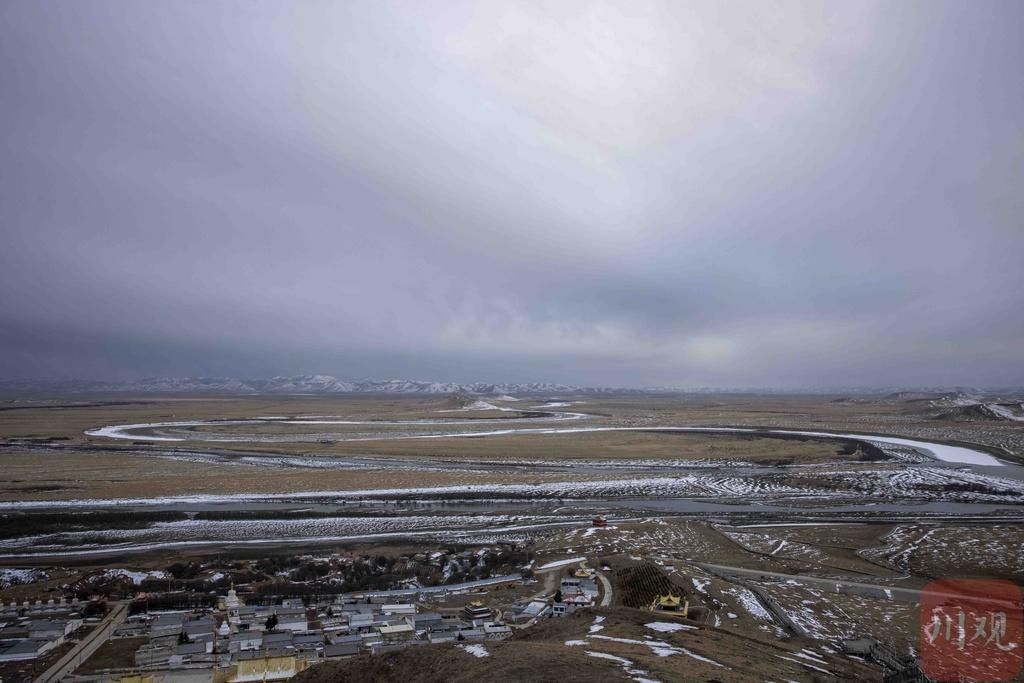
1,1,1022,388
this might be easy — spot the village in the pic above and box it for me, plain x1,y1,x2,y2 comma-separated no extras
0,531,640,683
0,598,89,665
2,504,988,681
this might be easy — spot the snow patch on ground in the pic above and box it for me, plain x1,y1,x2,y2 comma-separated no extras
674,645,726,667
584,650,660,682
585,650,632,665
0,568,46,588
460,644,489,658
645,621,697,633
591,634,724,666
724,587,772,621
776,654,833,676
590,635,649,646
102,568,168,585
538,556,585,570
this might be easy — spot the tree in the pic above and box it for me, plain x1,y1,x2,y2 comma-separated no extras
554,590,563,603
82,600,108,618
265,614,279,631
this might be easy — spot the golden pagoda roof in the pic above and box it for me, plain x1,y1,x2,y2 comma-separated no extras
656,594,682,607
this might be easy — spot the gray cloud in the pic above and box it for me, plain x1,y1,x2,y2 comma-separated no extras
1,0,1022,388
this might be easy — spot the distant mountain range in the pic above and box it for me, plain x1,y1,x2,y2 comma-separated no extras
0,375,606,395
1,375,1021,397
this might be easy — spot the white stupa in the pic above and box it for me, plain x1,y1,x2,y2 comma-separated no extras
225,584,241,610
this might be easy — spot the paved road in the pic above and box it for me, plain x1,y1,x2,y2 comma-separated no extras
695,562,923,602
598,565,610,606
36,601,128,683
347,573,522,598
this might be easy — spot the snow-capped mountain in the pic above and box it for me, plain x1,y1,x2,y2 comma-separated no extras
4,377,1021,398
932,400,1024,422
0,375,593,396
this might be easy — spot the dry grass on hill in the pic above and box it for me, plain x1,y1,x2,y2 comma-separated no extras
296,607,882,683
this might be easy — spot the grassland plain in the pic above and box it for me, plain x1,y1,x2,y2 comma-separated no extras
5,392,1022,450
0,395,883,502
1,394,1023,510
3,393,1023,582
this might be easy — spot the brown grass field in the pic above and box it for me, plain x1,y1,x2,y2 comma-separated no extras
0,395,873,502
1,393,1021,502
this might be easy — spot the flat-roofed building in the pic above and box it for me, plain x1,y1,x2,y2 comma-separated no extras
378,622,414,642
0,638,60,662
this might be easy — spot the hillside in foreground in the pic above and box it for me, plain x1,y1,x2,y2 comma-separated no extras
294,607,880,683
